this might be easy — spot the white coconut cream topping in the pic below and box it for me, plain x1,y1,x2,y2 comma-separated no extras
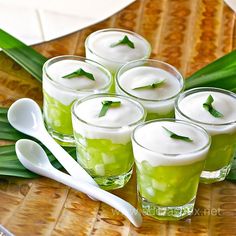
132,121,210,166
86,30,150,72
43,59,111,105
72,96,145,144
176,91,236,135
118,66,181,100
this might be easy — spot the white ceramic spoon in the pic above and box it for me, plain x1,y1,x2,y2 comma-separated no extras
7,98,98,188
15,139,142,227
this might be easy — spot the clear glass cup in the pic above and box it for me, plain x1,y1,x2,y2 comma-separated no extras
132,119,211,220
175,87,236,183
85,28,151,91
42,55,112,146
72,93,146,190
116,59,184,120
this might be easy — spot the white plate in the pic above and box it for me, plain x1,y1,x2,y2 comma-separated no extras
225,0,236,12
0,0,135,45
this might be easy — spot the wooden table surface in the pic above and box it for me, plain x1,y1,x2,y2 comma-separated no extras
0,0,236,235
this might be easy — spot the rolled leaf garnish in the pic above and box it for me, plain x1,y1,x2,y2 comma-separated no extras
110,35,135,49
133,79,165,90
62,68,95,80
162,126,193,142
203,95,223,118
99,100,121,117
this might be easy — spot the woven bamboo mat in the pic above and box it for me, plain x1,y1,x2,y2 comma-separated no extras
0,0,236,235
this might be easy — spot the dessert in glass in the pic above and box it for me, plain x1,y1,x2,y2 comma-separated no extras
85,28,151,91
42,55,112,146
72,93,146,190
116,59,184,120
175,87,236,183
132,119,210,220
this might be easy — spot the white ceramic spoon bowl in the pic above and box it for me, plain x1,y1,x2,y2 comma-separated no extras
15,139,142,228
7,98,98,187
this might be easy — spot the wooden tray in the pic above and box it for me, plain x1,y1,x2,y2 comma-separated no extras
0,0,236,235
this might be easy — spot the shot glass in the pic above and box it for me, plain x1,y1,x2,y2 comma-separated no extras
85,28,151,91
116,59,184,120
132,119,211,220
175,87,236,183
42,55,112,146
72,93,146,190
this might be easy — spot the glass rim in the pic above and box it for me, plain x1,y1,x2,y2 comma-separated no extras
72,93,147,130
175,87,236,126
116,59,185,102
85,28,152,64
132,118,211,157
42,55,112,94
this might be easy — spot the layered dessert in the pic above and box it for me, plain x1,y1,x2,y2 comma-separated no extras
42,55,112,146
85,28,151,91
72,94,146,190
132,120,210,220
116,59,184,120
175,88,236,183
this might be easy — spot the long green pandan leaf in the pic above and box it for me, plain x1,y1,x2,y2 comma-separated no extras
186,50,236,80
0,108,28,141
185,66,236,90
0,144,15,155
0,29,47,82
0,107,8,114
0,144,76,178
185,50,236,91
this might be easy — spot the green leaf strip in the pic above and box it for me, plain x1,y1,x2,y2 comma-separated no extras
62,68,95,80
203,95,224,118
99,100,121,117
110,35,135,49
133,79,165,90
162,126,193,142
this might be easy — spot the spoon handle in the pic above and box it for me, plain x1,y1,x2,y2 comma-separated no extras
39,131,98,187
49,168,142,227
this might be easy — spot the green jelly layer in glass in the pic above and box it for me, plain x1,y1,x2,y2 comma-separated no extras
136,160,205,207
146,109,174,121
110,73,116,93
74,133,134,177
43,91,73,136
204,132,236,171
